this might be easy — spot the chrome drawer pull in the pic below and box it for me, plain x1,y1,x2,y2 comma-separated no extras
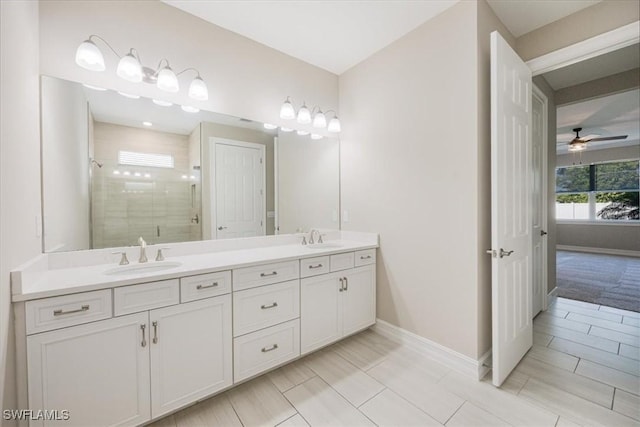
53,305,90,316
360,255,372,260
260,271,278,277
339,278,344,292
261,344,278,353
152,321,158,344
196,282,219,290
140,324,147,347
308,264,323,269
261,302,278,310
344,277,348,291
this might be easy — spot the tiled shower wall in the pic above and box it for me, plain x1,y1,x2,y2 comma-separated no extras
92,121,201,249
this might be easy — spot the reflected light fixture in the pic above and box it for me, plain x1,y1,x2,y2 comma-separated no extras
75,34,209,100
152,99,172,107
297,130,310,136
83,83,107,91
263,123,278,130
280,127,293,132
142,121,152,127
310,134,323,140
118,91,140,99
181,105,200,113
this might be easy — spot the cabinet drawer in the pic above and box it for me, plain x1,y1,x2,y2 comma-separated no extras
114,279,179,316
233,319,300,382
233,260,299,291
330,252,355,272
181,271,231,303
233,280,300,337
26,290,112,335
354,249,376,267
300,256,330,278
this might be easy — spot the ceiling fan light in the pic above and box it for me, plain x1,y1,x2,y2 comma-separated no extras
313,110,327,128
297,103,311,124
157,66,179,93
188,76,208,101
328,116,341,133
280,98,296,120
75,39,105,71
116,52,143,83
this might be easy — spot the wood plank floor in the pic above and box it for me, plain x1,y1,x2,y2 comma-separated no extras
149,297,640,426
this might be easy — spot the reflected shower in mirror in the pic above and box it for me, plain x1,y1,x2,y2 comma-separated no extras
40,76,340,253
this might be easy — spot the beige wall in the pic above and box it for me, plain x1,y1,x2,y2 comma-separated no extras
200,123,276,238
340,0,514,359
556,68,640,106
41,76,91,252
558,223,640,252
516,0,640,61
38,0,338,131
0,0,41,418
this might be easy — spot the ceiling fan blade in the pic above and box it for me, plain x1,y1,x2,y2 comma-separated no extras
585,135,628,142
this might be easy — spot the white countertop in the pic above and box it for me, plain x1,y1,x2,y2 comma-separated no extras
12,239,377,302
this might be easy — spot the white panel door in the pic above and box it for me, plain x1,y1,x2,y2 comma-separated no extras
342,265,376,336
215,142,264,239
490,31,533,387
149,295,232,418
300,272,343,354
27,313,151,427
531,87,548,317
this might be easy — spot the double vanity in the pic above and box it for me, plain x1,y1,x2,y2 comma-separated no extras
11,232,378,426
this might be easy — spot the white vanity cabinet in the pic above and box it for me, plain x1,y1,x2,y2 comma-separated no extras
301,263,376,354
27,312,152,427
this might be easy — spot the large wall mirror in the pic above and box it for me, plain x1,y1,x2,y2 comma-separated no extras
40,75,340,252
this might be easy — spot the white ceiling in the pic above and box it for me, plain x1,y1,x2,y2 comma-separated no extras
556,89,640,154
486,0,601,38
163,1,604,74
543,43,640,90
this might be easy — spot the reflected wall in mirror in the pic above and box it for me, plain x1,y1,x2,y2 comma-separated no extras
276,132,340,234
40,76,341,253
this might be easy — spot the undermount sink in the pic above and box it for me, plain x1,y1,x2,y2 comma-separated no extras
305,243,343,250
104,261,183,276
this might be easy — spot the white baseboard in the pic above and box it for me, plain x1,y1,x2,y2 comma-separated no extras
547,287,559,307
557,245,640,258
372,319,491,380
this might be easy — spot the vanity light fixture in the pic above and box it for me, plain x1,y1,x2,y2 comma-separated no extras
123,171,131,176
113,170,121,175
297,130,310,136
144,173,151,178
263,123,278,130
152,99,172,107
278,97,341,132
310,133,323,140
142,121,152,127
312,109,327,128
75,35,209,101
279,97,296,120
297,102,311,124
181,105,200,113
327,114,341,133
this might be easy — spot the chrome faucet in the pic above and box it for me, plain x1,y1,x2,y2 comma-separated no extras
309,229,320,245
138,236,148,263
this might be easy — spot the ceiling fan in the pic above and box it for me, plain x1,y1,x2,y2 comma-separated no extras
568,127,628,152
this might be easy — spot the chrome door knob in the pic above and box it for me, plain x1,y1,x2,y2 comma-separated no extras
540,230,548,236
499,248,514,258
217,226,227,230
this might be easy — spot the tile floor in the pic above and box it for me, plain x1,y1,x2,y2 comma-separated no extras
150,297,640,426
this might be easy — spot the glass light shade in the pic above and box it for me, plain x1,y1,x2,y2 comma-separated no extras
310,134,323,140
297,104,311,124
181,105,200,113
75,39,105,71
312,111,327,128
328,116,341,133
152,99,172,107
188,76,208,101
116,53,143,83
157,66,179,92
280,99,296,120
297,130,310,136
568,141,586,152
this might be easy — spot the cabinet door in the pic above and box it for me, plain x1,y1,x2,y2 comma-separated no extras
300,272,343,354
27,312,151,427
149,295,232,418
342,265,376,336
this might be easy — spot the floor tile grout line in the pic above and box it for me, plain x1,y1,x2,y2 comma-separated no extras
440,399,466,426
536,324,623,355
279,388,313,427
355,386,387,409
225,390,247,427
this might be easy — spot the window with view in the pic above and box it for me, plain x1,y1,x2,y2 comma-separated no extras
555,159,639,221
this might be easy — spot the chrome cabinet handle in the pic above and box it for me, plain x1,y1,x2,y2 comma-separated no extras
308,264,323,269
499,248,514,258
261,344,278,353
343,277,348,291
540,230,548,236
360,255,372,260
260,271,278,277
53,305,89,316
217,226,227,230
140,324,147,347
152,321,158,344
261,302,278,310
197,282,219,290
339,277,344,292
